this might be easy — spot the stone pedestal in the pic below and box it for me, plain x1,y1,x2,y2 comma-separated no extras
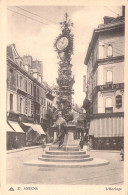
63,124,76,146
50,123,78,151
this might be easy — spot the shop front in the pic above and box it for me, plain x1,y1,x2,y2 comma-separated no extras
89,113,124,150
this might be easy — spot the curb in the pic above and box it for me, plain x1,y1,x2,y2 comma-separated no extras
89,150,120,153
7,145,42,154
7,143,53,154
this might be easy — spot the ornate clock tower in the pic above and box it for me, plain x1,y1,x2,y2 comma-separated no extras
55,13,74,122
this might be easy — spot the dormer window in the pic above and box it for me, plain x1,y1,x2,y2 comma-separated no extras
24,64,29,72
107,44,113,57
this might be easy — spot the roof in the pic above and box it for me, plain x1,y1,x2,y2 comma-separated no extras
84,16,125,65
7,57,46,91
7,44,21,61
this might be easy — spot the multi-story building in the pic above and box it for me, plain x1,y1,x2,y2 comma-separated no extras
7,44,46,147
7,44,46,122
83,11,124,150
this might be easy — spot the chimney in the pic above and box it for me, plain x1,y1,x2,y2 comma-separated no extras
122,6,125,17
103,16,115,24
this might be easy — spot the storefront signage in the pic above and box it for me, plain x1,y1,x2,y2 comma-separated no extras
98,83,124,91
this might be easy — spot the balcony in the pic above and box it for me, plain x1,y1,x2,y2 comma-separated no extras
17,88,27,97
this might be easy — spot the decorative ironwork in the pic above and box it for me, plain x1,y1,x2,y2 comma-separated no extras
54,13,74,121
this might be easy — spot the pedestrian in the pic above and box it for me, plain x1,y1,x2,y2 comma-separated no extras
87,140,90,151
79,137,84,150
41,138,46,151
120,142,124,161
14,136,19,149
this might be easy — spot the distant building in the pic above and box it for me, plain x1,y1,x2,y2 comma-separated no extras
43,82,55,141
83,12,124,150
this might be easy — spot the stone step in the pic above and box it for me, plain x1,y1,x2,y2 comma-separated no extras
49,145,79,151
24,158,109,168
45,150,86,155
42,154,90,159
38,156,93,162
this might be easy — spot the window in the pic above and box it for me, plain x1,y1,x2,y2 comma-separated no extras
20,76,22,89
25,98,28,115
28,100,31,116
105,97,113,113
34,86,36,96
31,83,33,95
10,94,13,111
37,88,39,101
37,88,39,97
99,43,104,59
20,97,23,113
28,82,30,94
106,70,113,84
107,44,113,57
25,80,27,92
31,102,33,116
17,74,18,87
116,95,122,108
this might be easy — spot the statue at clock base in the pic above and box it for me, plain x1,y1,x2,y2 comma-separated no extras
51,109,77,150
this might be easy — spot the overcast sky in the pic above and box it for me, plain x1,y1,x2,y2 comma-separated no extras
7,6,122,106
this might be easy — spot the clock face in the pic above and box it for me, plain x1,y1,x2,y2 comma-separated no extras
56,37,69,51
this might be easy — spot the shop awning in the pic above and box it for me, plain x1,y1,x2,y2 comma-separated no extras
8,121,25,133
89,116,124,137
7,122,15,132
23,123,45,135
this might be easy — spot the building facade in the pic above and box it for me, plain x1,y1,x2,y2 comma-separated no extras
83,14,124,150
7,44,46,123
7,44,47,148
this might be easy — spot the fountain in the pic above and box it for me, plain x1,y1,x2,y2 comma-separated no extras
24,13,109,168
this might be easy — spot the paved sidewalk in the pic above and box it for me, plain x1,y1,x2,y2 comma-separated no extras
7,141,120,154
7,147,123,185
7,143,52,154
7,145,42,154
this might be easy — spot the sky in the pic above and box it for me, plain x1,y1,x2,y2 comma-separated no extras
7,6,122,106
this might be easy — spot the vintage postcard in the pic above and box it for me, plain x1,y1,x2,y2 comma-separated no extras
0,0,127,195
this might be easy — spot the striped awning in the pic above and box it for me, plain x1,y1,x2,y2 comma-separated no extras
8,121,25,133
7,122,15,132
23,123,45,135
89,116,124,137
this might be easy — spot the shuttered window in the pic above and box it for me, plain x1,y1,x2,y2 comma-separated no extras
116,95,122,108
